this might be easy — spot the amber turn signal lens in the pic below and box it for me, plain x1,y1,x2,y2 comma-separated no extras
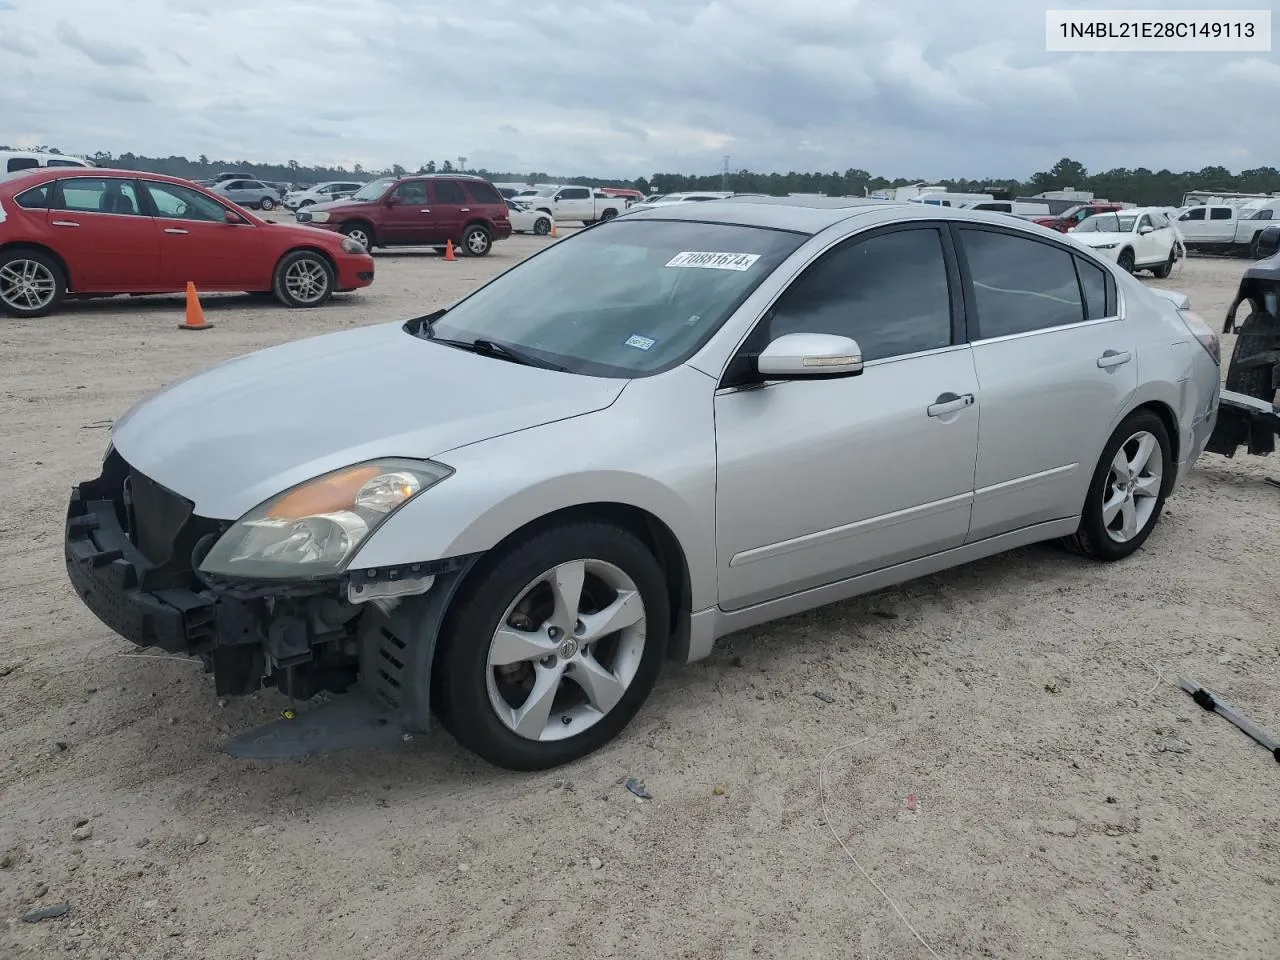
266,465,382,520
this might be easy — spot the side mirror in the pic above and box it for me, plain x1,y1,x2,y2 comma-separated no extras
756,333,864,380
224,211,244,224
1139,225,1154,235
384,194,400,206
1256,225,1280,260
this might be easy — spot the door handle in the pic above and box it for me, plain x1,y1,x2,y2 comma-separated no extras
164,228,189,235
927,392,975,417
51,220,80,228
460,207,470,212
419,209,432,214
1096,350,1131,369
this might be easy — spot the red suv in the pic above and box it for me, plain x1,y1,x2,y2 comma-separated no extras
296,174,513,256
0,168,375,318
1034,202,1126,233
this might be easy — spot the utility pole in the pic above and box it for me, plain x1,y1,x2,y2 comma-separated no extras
721,155,729,191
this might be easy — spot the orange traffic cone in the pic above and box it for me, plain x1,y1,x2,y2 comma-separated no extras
178,281,212,331
550,222,558,238
443,240,456,261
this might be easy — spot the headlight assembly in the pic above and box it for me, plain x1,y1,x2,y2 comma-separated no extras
198,458,452,579
1095,242,1118,250
308,210,330,223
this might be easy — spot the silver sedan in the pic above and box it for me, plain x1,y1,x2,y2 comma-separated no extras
64,197,1221,770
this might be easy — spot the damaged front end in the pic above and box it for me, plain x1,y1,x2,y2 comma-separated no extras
64,449,472,743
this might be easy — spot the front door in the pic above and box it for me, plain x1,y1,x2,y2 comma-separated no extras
1134,213,1164,265
139,179,265,289
955,225,1139,541
554,186,592,221
381,180,433,243
714,225,980,611
47,176,159,291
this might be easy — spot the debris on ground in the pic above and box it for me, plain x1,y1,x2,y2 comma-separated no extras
905,793,918,812
71,824,93,841
871,610,900,620
588,856,603,870
22,903,69,923
813,691,836,704
193,833,209,846
712,784,726,796
624,777,652,800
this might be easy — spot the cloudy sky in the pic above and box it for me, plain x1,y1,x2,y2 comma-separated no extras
0,0,1276,179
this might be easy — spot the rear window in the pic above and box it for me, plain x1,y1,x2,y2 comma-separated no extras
14,184,52,208
1209,208,1233,220
6,157,38,173
463,180,503,204
47,159,87,168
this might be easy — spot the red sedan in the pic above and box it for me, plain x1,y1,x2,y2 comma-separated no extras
0,168,375,318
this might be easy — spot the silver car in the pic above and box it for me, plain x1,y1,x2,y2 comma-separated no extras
64,198,1221,770
209,177,280,211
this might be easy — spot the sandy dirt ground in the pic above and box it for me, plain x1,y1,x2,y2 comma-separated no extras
2,230,1279,960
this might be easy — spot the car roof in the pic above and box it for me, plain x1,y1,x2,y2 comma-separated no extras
617,194,1116,237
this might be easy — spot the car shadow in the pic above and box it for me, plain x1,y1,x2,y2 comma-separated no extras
55,292,367,315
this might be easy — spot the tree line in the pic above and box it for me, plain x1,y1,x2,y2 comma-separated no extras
4,148,1278,208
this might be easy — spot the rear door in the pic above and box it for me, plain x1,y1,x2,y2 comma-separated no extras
427,179,468,241
1202,205,1237,243
140,179,265,289
956,225,1137,541
47,176,160,291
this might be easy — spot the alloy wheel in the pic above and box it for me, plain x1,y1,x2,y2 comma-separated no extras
0,259,57,313
485,559,647,742
283,258,330,304
1102,430,1163,543
346,227,371,249
466,230,490,255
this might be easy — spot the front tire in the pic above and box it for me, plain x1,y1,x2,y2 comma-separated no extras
340,222,375,251
0,249,66,318
1117,248,1135,273
1062,409,1172,561
461,224,491,257
432,522,670,770
272,250,335,308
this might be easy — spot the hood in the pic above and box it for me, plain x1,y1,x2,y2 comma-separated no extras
1070,231,1126,247
110,321,627,519
305,197,376,214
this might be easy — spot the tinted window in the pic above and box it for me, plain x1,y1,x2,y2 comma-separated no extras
560,187,589,200
7,157,38,172
960,229,1084,338
57,177,143,215
47,159,87,168
394,181,428,204
1210,208,1233,220
1138,215,1153,231
432,180,466,204
1252,209,1274,221
143,180,230,221
1181,208,1205,221
1074,256,1109,320
14,184,52,208
766,228,952,361
463,180,502,204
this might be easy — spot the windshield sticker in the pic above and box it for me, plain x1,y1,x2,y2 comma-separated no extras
665,251,761,271
625,334,656,350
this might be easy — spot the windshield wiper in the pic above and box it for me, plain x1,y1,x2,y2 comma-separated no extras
427,333,566,371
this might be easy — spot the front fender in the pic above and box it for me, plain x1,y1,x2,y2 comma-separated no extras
347,366,719,610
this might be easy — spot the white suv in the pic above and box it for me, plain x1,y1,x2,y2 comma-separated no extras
284,181,366,210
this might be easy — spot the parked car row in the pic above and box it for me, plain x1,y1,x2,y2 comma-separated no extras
0,168,374,318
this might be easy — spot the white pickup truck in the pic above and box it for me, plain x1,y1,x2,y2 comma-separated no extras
523,185,625,225
1175,198,1280,258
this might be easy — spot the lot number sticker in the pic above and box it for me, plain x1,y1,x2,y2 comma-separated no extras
665,251,761,271
625,334,656,350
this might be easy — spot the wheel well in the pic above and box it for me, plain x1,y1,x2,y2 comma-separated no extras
462,219,492,236
1131,400,1180,466
277,245,337,278
337,219,375,240
0,242,73,290
465,503,693,659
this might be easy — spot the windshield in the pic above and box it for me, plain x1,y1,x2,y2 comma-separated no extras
1076,213,1137,233
350,178,394,201
532,186,558,197
423,219,806,377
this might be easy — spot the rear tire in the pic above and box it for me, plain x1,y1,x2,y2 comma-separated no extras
534,217,551,236
1224,309,1278,402
1061,409,1172,561
1151,252,1174,279
461,224,491,257
599,208,618,221
0,248,66,319
259,197,275,211
272,250,335,308
432,522,669,770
